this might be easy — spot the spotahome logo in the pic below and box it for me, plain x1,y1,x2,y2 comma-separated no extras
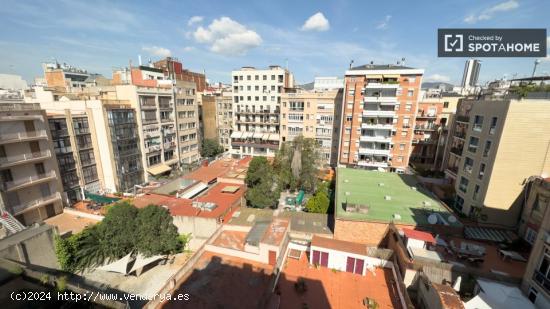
438,29,546,57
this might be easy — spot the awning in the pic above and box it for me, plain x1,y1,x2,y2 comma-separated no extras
253,132,263,139
383,74,399,78
97,252,133,274
243,132,253,138
179,182,208,199
268,134,280,141
230,131,243,138
366,74,383,79
147,164,171,176
129,253,164,275
85,191,121,204
261,134,270,140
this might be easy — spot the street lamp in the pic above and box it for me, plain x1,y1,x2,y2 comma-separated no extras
532,59,541,77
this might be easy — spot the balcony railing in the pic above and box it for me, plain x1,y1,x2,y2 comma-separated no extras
142,118,158,124
456,115,470,123
533,270,550,293
2,171,57,191
362,110,396,117
357,148,391,156
10,192,62,215
359,135,392,143
450,147,463,156
160,117,174,123
0,150,51,167
454,131,466,139
0,130,48,144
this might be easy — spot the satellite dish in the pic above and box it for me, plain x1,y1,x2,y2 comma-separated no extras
427,214,438,225
448,215,457,223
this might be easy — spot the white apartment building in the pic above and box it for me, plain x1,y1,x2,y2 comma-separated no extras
230,66,294,157
0,103,64,225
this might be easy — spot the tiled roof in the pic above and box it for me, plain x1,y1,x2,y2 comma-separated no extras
350,64,414,70
403,228,436,244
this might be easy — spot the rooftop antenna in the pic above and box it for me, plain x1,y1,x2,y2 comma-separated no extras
401,57,406,67
349,60,354,69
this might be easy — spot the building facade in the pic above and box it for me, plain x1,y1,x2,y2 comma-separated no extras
216,91,233,151
154,57,207,92
521,178,550,308
443,97,550,227
338,64,424,172
280,89,343,166
0,103,64,225
174,80,200,165
230,66,294,158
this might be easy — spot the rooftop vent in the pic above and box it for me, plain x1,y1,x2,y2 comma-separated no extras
378,183,384,186
247,214,256,222
423,201,431,207
345,191,351,196
192,201,218,212
345,203,369,213
344,179,349,183
411,186,417,191
385,195,392,200
393,213,401,220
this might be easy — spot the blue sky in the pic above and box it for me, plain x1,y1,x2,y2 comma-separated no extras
0,0,549,85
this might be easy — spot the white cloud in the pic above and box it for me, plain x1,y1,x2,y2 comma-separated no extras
182,46,195,52
187,16,203,26
464,0,519,24
376,15,392,30
191,17,262,55
142,46,171,57
301,12,330,32
426,74,451,82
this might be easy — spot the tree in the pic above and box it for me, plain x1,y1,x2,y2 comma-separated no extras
273,142,296,190
245,156,280,208
98,201,138,258
305,182,330,214
200,139,224,157
135,205,180,256
274,136,320,193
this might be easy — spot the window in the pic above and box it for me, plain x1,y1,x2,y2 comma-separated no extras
525,227,537,245
478,163,486,180
473,115,484,132
483,140,492,157
255,75,259,80
403,117,410,128
444,101,449,108
401,130,408,137
407,90,414,97
397,156,404,162
405,103,412,112
346,115,352,122
468,136,479,153
459,177,469,193
399,143,405,150
473,185,480,201
534,247,550,292
247,75,251,80
490,117,497,134
464,157,474,173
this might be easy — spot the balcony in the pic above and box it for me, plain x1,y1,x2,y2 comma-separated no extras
0,130,48,145
364,83,400,89
0,114,44,122
450,147,463,156
357,148,391,156
142,118,158,125
361,123,393,130
363,96,398,104
412,138,437,144
359,135,392,143
160,118,174,123
145,145,161,153
414,124,437,131
362,110,396,117
456,115,470,123
357,160,389,168
454,130,466,139
0,150,51,168
10,192,62,216
2,171,57,192
416,112,437,119
446,166,459,176
163,141,176,149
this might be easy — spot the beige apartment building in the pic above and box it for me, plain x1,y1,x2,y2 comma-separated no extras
216,91,233,151
28,86,145,195
339,64,424,172
520,177,550,308
200,94,218,141
230,66,294,157
280,89,343,166
174,80,200,165
0,103,63,225
444,97,550,227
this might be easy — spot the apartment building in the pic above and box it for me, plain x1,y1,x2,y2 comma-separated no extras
30,86,145,194
216,91,233,151
520,177,550,308
443,97,550,227
113,65,179,178
280,88,343,166
410,93,462,170
338,64,424,172
0,103,63,225
48,113,101,204
42,61,109,90
200,94,218,141
154,57,207,92
174,80,200,165
230,66,294,158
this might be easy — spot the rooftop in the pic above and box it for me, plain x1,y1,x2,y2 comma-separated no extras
278,253,403,309
43,211,100,235
350,64,414,70
336,168,461,227
403,228,436,244
431,282,464,309
183,156,251,184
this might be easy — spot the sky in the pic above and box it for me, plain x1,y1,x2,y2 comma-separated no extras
0,0,549,85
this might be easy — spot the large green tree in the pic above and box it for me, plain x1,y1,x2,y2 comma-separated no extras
135,205,180,256
305,182,330,214
200,138,224,157
275,136,320,193
245,156,280,208
97,201,138,258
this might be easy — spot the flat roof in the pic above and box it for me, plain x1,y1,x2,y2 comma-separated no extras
336,168,461,226
183,157,251,184
44,212,100,235
311,235,367,256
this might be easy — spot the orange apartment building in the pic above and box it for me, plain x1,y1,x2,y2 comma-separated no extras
410,99,444,170
338,64,424,173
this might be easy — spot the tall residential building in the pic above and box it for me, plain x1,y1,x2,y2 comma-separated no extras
30,86,145,195
443,97,550,227
410,92,462,171
113,65,180,178
520,177,550,308
230,66,294,158
200,94,218,141
280,88,343,166
174,80,200,165
338,64,424,172
0,103,64,225
215,90,233,151
154,57,207,92
461,59,481,91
